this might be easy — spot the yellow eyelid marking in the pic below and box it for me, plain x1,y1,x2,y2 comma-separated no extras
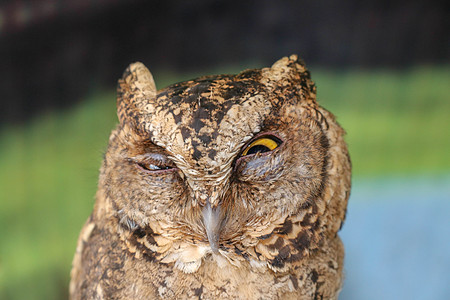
242,137,279,156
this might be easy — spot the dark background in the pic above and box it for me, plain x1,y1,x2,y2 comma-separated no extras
0,0,448,124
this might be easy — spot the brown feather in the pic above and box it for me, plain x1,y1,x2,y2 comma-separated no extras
70,55,351,299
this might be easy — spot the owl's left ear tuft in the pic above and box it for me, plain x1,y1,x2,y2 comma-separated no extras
271,54,308,75
264,55,316,102
117,62,157,128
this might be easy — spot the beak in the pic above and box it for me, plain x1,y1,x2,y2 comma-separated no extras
202,200,222,253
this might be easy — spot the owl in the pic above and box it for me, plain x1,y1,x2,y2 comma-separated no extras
70,55,351,299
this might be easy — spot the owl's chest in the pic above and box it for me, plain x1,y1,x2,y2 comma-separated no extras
120,256,301,299
78,223,340,299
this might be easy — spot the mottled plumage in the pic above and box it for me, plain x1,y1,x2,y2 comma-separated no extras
70,55,351,299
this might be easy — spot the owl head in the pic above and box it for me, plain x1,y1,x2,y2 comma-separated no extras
96,55,351,273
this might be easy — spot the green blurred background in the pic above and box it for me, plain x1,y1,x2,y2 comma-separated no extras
0,1,449,299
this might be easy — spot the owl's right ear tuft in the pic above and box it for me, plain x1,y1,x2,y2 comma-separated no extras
117,62,157,128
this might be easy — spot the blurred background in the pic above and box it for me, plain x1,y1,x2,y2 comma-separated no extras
0,0,448,299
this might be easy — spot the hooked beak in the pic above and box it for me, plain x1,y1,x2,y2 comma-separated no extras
202,200,222,253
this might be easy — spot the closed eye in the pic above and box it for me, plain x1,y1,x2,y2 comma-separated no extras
131,153,177,174
137,163,174,171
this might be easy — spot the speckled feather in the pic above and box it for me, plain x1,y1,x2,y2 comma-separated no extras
70,55,351,299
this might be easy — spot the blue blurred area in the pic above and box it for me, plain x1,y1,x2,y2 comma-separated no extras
340,175,450,300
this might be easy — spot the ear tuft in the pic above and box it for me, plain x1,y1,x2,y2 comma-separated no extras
122,62,157,95
117,62,157,128
262,55,316,103
270,54,307,74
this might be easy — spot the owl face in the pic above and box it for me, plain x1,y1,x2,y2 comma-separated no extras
100,55,350,273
